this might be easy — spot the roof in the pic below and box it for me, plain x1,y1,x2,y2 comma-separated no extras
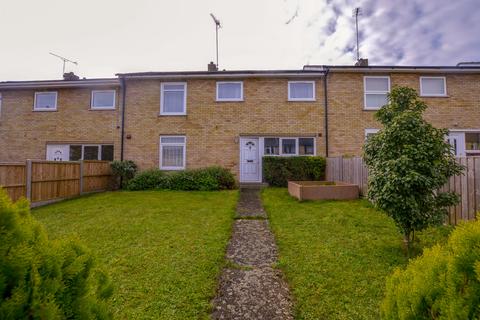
116,69,326,79
0,78,120,89
304,65,480,73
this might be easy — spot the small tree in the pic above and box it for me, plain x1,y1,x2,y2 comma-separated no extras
364,87,463,255
110,160,138,188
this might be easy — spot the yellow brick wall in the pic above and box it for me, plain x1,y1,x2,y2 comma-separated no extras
0,87,122,162
123,77,325,177
327,72,480,157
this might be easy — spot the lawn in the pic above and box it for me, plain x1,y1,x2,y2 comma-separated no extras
262,188,451,320
33,190,238,319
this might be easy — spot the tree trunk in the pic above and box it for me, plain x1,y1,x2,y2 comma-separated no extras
403,232,412,258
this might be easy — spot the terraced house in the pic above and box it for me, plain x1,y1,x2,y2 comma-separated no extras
1,62,479,182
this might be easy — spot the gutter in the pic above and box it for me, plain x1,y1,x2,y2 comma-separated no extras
120,76,127,161
323,66,330,157
117,72,326,80
0,79,120,89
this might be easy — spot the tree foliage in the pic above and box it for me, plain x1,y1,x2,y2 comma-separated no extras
364,86,463,252
0,188,113,319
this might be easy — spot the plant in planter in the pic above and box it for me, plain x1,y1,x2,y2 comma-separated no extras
364,86,463,256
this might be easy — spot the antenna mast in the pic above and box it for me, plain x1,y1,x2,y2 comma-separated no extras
210,13,221,67
49,52,78,76
353,7,362,61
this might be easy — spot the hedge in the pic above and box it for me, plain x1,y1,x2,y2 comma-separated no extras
381,218,480,319
126,166,236,191
262,156,326,187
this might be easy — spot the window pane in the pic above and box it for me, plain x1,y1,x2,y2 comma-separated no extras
282,139,296,154
162,145,184,167
264,138,279,155
466,133,480,150
365,93,388,109
299,138,314,155
218,83,242,100
101,145,114,161
164,84,185,90
290,82,314,99
69,145,82,161
161,136,185,144
422,78,445,95
365,78,389,91
35,92,56,109
84,146,99,160
92,91,115,108
163,91,185,113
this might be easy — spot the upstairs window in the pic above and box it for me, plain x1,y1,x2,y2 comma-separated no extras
91,90,116,109
34,92,57,111
160,83,187,115
365,128,380,140
288,81,315,101
364,76,390,110
160,136,186,170
420,77,446,96
217,82,243,101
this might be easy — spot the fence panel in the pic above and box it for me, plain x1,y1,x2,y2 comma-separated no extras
82,160,113,193
326,156,480,224
0,163,26,202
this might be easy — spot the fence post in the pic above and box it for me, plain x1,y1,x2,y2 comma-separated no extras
79,161,84,195
25,160,32,200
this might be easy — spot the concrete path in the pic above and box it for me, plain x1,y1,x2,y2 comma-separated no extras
212,187,293,320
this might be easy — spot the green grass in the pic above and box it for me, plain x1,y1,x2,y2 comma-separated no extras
262,188,451,320
33,190,238,320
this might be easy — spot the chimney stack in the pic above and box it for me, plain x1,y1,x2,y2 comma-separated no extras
355,58,369,67
63,72,80,81
208,61,218,72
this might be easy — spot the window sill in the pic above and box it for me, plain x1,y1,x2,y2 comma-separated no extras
158,114,187,117
216,99,244,102
33,109,57,112
420,95,449,98
90,107,116,111
363,108,380,111
287,99,316,102
160,167,185,171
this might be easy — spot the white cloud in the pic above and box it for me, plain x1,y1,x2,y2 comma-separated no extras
0,0,477,80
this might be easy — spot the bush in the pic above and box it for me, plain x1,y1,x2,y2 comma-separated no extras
126,166,236,191
262,156,326,187
382,219,480,319
110,160,138,188
0,188,113,319
126,169,166,191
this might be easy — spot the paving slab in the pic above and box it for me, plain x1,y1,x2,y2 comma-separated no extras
226,219,277,266
211,267,293,320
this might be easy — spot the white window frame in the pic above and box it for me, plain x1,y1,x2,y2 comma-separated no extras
364,76,390,110
262,137,316,156
91,90,116,110
420,76,447,97
34,91,58,111
288,81,316,101
159,136,186,170
365,128,380,140
216,81,244,102
46,144,114,161
160,82,187,115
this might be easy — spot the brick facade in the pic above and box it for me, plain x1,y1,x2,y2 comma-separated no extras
0,85,121,162
1,67,479,181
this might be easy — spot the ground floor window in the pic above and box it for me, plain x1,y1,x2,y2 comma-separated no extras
448,131,480,156
263,137,315,156
160,136,186,170
364,128,380,140
46,144,114,161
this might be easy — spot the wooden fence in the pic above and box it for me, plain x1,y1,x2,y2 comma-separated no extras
326,156,480,224
0,160,113,206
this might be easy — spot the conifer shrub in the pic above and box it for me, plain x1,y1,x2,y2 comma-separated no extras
382,218,480,319
0,188,113,319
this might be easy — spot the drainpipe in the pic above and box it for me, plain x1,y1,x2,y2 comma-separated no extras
323,67,330,157
120,76,127,161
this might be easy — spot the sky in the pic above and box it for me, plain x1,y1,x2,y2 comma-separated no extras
0,0,478,81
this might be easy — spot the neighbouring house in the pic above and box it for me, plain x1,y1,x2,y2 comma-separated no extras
1,62,479,183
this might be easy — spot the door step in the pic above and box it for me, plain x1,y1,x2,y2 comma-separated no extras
239,182,269,189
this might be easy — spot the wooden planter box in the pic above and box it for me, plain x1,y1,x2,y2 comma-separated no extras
288,181,359,200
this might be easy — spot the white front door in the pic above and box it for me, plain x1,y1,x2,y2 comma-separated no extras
240,137,260,182
447,132,466,156
46,144,70,161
